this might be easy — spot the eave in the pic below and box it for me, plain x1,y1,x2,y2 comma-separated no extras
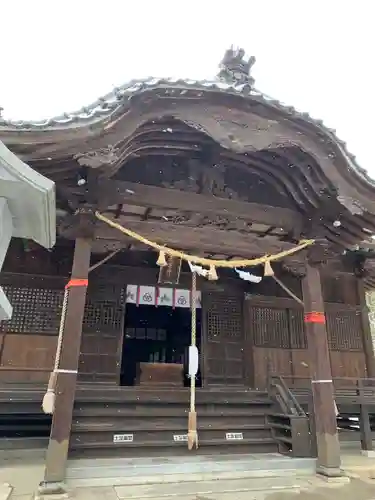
1,77,374,218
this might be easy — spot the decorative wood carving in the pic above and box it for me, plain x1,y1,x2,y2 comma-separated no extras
58,208,98,239
170,212,253,233
74,145,119,169
161,159,241,200
336,195,365,216
114,156,291,208
306,239,332,267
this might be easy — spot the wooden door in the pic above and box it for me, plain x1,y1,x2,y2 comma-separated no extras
79,280,125,384
203,290,245,386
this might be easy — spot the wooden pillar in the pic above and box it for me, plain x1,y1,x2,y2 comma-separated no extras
38,238,91,495
302,262,341,476
357,278,375,378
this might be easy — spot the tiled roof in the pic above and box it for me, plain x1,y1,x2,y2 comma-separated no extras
0,76,374,188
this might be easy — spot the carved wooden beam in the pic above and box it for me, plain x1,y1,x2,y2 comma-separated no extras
81,180,300,232
92,219,299,258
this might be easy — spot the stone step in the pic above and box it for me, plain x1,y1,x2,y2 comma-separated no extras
68,453,308,467
113,476,311,499
66,455,315,484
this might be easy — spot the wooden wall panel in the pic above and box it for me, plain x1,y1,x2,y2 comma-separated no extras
253,347,292,389
253,348,367,389
0,334,57,383
330,351,366,386
247,295,367,390
290,349,310,387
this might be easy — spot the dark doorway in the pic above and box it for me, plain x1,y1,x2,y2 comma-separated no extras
120,305,202,387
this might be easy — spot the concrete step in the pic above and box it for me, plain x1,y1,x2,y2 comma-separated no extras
113,476,311,499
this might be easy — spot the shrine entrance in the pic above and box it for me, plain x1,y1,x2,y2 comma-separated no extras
121,285,202,387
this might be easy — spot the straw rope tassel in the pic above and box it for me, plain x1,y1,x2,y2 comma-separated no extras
42,286,69,414
188,271,198,450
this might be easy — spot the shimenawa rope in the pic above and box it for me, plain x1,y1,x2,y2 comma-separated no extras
95,211,314,270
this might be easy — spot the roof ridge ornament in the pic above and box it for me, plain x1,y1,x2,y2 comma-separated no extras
218,46,256,89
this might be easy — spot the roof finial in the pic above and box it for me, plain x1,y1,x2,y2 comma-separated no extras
218,47,256,90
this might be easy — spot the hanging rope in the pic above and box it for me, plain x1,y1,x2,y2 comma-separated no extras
95,212,314,270
42,246,121,415
42,286,69,414
188,271,198,450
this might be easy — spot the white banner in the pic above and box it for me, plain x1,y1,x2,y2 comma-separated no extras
157,287,174,307
138,286,156,306
174,289,191,308
126,284,138,304
125,286,201,308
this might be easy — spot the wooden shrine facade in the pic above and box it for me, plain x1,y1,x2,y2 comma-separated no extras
2,47,375,492
0,245,371,390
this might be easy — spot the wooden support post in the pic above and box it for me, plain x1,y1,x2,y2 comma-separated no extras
358,379,373,452
357,278,375,378
302,262,341,477
37,238,91,497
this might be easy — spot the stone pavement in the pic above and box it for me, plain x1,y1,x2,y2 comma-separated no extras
1,449,375,500
39,476,375,500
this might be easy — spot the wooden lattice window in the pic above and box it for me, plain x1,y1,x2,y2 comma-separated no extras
326,308,363,351
0,285,64,335
206,294,242,341
249,306,306,349
204,292,244,385
288,309,307,349
251,307,290,348
83,284,125,332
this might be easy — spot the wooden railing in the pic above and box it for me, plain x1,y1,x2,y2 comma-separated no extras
267,375,312,457
278,375,375,454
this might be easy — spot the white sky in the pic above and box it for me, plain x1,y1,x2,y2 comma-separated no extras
1,1,374,175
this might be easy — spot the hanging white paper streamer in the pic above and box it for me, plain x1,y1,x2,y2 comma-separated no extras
235,268,262,283
195,291,202,309
188,345,199,377
188,262,210,279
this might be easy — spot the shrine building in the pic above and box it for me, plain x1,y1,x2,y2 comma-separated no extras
1,48,375,493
